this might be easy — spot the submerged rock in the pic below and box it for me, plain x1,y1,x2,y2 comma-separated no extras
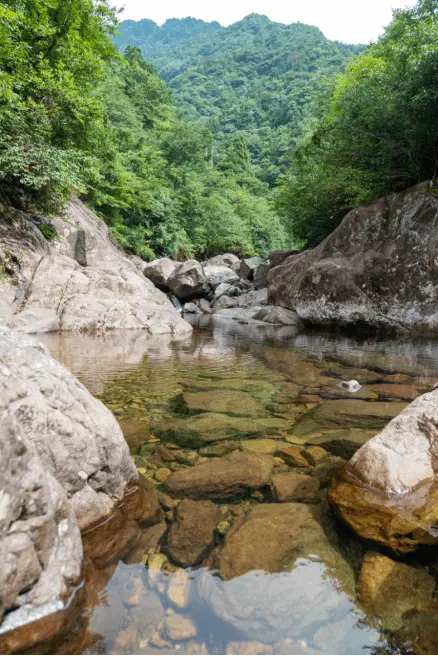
166,499,221,566
271,473,320,503
268,182,438,334
166,451,275,499
214,502,353,583
357,552,436,631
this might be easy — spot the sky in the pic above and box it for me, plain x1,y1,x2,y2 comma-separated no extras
117,0,411,44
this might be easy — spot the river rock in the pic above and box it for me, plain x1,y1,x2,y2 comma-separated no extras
153,413,289,444
0,326,138,531
167,260,210,300
357,552,436,630
215,503,353,582
166,451,275,499
183,389,266,416
329,387,438,551
203,265,239,289
0,199,191,335
204,254,240,272
164,614,198,641
183,302,201,314
0,414,82,633
166,499,221,566
254,262,270,289
268,183,438,334
271,473,320,503
143,257,177,291
253,306,302,327
292,399,407,436
238,256,263,280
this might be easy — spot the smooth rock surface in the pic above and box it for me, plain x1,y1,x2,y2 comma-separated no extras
0,199,191,335
253,306,302,327
167,451,275,499
268,183,438,333
0,326,137,531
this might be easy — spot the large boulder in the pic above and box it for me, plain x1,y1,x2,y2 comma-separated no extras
0,199,191,335
268,249,300,268
329,387,438,552
203,265,239,289
238,256,262,281
268,183,438,334
253,262,270,290
167,260,210,300
142,258,178,291
0,414,82,632
0,326,137,531
204,254,240,272
166,451,275,499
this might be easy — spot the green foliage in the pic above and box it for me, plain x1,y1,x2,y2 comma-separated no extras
277,0,438,247
38,223,57,241
115,14,363,186
85,47,287,259
0,0,118,209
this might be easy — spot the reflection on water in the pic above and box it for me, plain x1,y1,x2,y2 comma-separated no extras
35,320,438,655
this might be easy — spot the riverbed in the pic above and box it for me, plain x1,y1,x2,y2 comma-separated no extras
36,318,438,655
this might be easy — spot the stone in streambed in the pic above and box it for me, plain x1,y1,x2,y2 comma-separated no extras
357,552,436,631
183,389,266,416
153,413,289,444
167,569,192,608
168,260,210,300
143,258,177,291
271,473,320,503
164,614,198,641
292,399,407,436
167,451,275,499
166,499,221,566
241,439,285,454
276,445,309,468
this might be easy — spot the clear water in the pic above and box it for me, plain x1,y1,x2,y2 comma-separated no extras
31,319,438,655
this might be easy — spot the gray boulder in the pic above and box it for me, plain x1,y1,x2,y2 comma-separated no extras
143,258,178,291
238,256,263,281
183,302,201,314
167,260,210,301
0,326,137,531
203,264,239,289
268,249,300,268
0,414,82,632
212,295,240,310
268,182,438,334
0,199,191,336
253,306,302,327
204,254,240,272
254,262,270,290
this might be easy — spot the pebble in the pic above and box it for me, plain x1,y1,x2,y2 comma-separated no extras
122,576,144,606
155,467,171,482
216,520,231,535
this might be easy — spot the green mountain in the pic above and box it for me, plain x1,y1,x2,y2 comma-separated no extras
115,14,364,184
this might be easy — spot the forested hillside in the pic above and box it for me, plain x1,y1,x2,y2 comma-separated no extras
115,15,363,185
277,0,438,246
0,2,286,260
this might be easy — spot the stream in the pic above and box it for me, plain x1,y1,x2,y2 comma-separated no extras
34,318,438,655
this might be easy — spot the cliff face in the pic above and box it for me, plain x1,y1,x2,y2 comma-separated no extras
0,197,192,336
268,182,438,334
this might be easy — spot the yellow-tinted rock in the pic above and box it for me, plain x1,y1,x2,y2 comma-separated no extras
357,552,436,630
276,445,309,468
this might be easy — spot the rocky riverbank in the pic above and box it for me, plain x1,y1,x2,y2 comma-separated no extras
268,182,438,335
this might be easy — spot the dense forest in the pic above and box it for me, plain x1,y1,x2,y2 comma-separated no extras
115,15,363,186
1,0,437,259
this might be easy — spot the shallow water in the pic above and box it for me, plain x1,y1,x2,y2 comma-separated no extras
33,320,438,655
